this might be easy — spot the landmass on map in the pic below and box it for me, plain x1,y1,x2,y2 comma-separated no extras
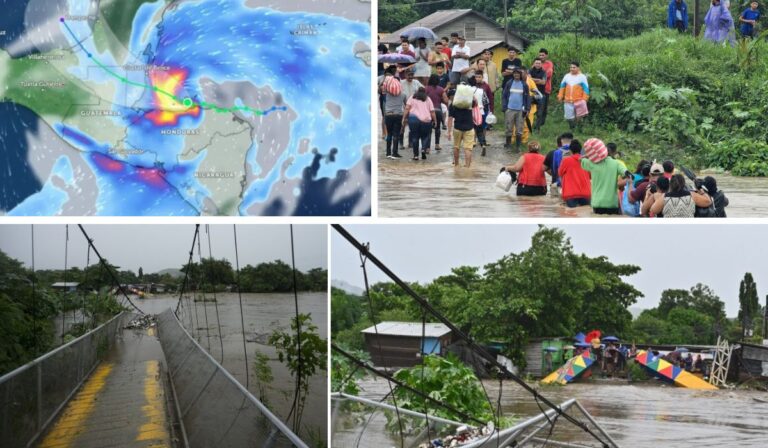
0,0,371,216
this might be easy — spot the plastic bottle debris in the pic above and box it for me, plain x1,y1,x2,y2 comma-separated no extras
124,315,156,329
419,422,499,448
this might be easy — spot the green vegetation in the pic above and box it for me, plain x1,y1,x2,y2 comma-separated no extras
627,283,759,345
332,226,641,368
93,0,156,61
520,29,768,174
270,313,328,434
0,250,124,375
331,347,370,396
738,273,765,343
252,351,274,406
392,353,497,424
36,258,327,294
0,50,99,119
506,0,664,41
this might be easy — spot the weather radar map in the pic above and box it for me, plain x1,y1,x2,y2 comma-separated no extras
0,0,372,216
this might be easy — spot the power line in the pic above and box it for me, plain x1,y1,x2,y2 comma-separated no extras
77,225,145,315
332,224,613,448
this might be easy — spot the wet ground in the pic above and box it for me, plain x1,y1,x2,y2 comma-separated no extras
333,377,768,447
378,128,768,218
37,326,173,448
138,293,328,446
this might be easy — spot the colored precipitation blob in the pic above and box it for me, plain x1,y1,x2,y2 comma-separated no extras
144,68,200,126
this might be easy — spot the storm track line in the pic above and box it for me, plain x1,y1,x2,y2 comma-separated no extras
59,18,287,117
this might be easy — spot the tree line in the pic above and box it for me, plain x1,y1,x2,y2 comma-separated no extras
30,257,327,294
379,0,665,39
0,249,327,375
333,226,767,369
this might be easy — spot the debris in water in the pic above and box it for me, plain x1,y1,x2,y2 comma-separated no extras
125,315,156,329
419,422,497,448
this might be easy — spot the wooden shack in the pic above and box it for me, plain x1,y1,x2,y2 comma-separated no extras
362,321,453,368
380,9,528,71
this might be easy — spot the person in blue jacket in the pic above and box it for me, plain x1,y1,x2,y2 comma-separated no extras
668,0,689,32
739,2,761,38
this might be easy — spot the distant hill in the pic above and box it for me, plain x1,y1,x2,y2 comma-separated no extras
155,268,183,278
629,306,645,319
332,279,365,296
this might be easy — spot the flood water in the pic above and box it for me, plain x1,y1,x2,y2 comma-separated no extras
333,377,768,447
378,132,768,218
137,293,328,446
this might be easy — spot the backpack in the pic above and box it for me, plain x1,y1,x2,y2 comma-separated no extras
382,76,401,96
621,187,641,217
694,195,717,218
453,84,474,109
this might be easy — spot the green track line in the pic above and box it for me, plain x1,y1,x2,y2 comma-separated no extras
60,18,286,117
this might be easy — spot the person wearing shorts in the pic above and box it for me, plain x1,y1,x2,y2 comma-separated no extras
557,62,589,129
446,89,476,167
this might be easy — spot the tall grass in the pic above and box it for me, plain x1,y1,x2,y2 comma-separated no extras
516,29,768,173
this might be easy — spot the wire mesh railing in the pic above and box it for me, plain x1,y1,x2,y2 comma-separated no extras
0,311,129,448
156,308,309,448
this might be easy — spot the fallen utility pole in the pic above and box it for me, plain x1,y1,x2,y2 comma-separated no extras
332,224,617,448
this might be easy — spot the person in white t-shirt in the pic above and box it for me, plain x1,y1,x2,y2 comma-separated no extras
450,35,470,85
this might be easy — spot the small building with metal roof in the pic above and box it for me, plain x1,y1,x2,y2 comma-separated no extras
361,321,453,367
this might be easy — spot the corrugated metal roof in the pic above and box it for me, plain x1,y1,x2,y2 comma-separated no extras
382,9,489,44
361,321,452,338
51,282,79,287
465,40,505,58
381,9,529,45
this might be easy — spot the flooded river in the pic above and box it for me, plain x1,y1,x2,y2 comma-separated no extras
137,293,328,446
333,377,768,447
378,133,768,218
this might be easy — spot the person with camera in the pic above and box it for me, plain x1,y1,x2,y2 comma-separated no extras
628,162,663,206
695,176,730,217
649,174,712,218
640,176,669,217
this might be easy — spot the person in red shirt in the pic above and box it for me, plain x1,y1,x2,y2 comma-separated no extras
502,141,547,196
538,48,554,127
558,140,591,207
440,36,452,65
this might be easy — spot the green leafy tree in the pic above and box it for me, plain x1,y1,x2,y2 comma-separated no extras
331,345,370,395
331,287,364,334
270,313,327,433
391,353,497,425
738,272,760,340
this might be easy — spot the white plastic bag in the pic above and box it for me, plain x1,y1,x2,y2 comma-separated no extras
486,112,497,125
453,84,474,109
495,171,513,192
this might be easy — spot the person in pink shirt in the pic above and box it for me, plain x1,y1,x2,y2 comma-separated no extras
402,87,437,160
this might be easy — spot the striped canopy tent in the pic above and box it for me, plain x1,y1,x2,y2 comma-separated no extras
541,349,596,385
635,350,718,390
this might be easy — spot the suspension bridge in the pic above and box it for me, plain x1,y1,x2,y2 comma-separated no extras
0,225,310,448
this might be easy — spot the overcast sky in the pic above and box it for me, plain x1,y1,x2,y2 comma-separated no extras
0,224,327,273
332,224,767,317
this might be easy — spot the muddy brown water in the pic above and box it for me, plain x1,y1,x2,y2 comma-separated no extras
378,132,768,218
136,293,328,446
333,377,768,447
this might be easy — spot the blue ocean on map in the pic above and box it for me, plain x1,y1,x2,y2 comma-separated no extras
3,0,370,216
